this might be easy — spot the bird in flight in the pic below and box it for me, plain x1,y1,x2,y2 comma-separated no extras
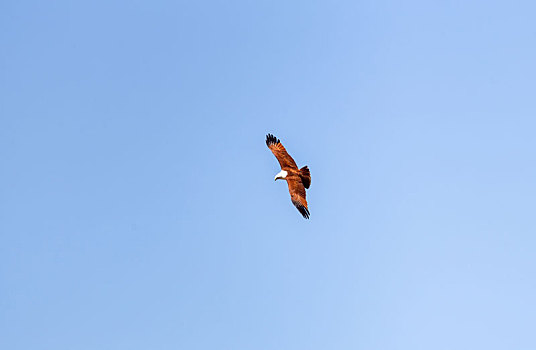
266,134,311,219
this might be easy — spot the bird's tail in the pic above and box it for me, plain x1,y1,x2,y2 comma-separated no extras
299,166,311,189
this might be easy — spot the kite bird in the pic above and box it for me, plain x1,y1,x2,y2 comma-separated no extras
266,134,311,219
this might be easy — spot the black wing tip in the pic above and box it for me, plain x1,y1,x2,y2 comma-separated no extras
300,206,310,219
266,133,280,147
296,204,310,219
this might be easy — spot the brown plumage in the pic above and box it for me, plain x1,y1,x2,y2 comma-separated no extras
266,133,311,219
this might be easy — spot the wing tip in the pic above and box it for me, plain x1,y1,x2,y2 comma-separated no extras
266,133,280,147
300,206,310,219
292,201,310,219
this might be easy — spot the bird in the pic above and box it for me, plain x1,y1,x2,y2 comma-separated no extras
266,133,311,219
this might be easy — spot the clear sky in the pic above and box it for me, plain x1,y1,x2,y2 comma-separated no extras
1,1,535,349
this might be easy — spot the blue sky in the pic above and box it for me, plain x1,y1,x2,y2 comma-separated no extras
1,1,535,349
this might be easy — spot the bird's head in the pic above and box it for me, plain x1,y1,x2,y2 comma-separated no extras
274,170,288,181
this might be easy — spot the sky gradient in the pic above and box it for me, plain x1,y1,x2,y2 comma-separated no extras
1,1,536,349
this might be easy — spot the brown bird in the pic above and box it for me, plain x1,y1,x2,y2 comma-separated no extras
266,133,311,219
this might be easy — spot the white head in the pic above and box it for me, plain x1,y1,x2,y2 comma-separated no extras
274,170,288,181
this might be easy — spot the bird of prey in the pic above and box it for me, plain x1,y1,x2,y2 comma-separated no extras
266,133,311,219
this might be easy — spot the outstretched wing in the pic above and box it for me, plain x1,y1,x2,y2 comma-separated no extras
287,176,310,219
266,134,298,169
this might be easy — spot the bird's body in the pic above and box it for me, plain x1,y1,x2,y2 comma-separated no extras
266,134,311,219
